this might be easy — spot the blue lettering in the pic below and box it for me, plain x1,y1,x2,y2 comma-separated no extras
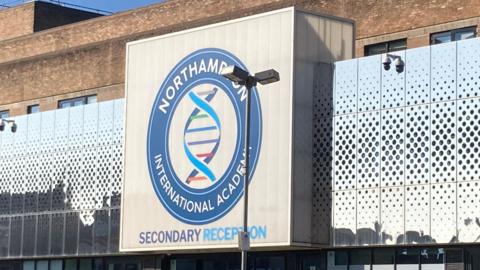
139,232,145,244
158,231,165,243
211,228,218,241
166,231,172,242
217,227,224,241
151,231,158,243
145,231,152,244
258,226,267,239
203,228,211,241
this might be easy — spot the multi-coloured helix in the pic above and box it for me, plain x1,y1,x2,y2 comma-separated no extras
183,87,221,185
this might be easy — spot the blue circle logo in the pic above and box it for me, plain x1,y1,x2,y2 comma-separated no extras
147,48,262,225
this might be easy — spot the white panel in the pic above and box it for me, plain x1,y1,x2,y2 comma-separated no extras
357,111,380,188
40,110,55,154
372,266,394,270
381,186,404,245
431,183,456,243
356,188,380,245
333,190,356,246
26,113,41,156
83,103,98,148
334,59,357,115
358,55,381,112
54,108,70,152
381,108,405,187
397,265,418,270
406,46,430,105
457,181,480,242
405,105,430,185
69,106,84,150
333,114,357,190
97,100,114,146
457,38,480,99
431,101,456,183
381,51,405,109
457,98,480,181
431,42,456,102
405,185,431,244
13,116,27,157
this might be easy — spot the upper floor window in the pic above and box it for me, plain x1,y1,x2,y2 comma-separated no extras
431,26,476,45
0,110,9,119
27,104,40,114
58,95,97,109
364,39,407,56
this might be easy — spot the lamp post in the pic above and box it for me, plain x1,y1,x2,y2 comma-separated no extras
0,118,17,133
221,65,279,270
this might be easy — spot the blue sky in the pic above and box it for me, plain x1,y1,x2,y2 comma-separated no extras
3,0,165,13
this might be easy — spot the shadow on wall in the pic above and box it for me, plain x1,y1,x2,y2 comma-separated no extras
333,222,440,246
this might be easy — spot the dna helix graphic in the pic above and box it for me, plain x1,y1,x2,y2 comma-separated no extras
183,87,222,185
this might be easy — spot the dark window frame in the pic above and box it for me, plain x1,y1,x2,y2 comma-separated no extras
27,104,40,114
430,26,477,45
364,39,407,56
58,95,97,109
0,110,9,119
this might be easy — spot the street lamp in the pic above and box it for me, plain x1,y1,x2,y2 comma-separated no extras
0,118,17,133
221,65,279,270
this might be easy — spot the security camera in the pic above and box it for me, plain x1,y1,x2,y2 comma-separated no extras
394,58,405,73
0,119,4,131
10,122,17,133
382,55,391,71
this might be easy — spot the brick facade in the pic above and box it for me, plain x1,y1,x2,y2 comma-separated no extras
1,0,480,114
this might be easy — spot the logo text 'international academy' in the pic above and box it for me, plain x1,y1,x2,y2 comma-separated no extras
147,48,262,225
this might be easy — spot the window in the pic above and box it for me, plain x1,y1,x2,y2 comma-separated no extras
0,110,9,119
397,248,420,264
27,104,39,114
431,26,476,44
58,95,97,109
365,39,407,56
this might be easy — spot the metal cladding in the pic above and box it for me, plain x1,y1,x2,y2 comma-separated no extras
332,37,480,246
0,100,124,257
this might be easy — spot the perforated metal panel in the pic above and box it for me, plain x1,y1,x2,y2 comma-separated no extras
356,188,380,245
334,59,357,115
406,46,430,105
457,38,480,99
357,111,380,188
381,186,404,245
431,183,457,243
381,108,405,187
358,55,381,112
333,114,357,190
381,51,405,109
405,185,431,244
457,98,480,181
431,101,456,183
333,190,356,246
405,105,430,185
457,181,480,242
431,42,456,102
0,100,123,258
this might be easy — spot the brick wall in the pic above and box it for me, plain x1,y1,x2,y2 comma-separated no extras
1,0,480,114
0,3,34,41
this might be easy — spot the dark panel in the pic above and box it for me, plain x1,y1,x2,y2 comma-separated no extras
50,213,64,255
78,218,93,255
94,210,109,253
51,180,65,211
22,215,36,256
10,193,24,214
9,216,22,257
0,192,10,214
0,217,9,257
37,190,52,212
64,212,79,255
109,208,120,253
24,191,38,214
36,214,50,256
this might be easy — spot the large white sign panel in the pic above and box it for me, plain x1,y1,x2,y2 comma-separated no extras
121,8,294,251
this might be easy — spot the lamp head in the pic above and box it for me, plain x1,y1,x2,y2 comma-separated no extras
220,65,249,84
0,119,4,132
394,58,405,73
254,69,280,85
382,55,392,71
10,122,17,133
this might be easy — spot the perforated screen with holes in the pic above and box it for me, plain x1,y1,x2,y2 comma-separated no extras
0,99,124,258
330,37,480,246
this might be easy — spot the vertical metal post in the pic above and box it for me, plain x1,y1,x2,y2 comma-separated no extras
241,81,253,270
